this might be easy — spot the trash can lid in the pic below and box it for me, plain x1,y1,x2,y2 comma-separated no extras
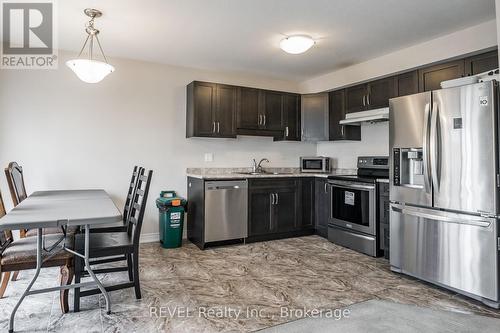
156,191,187,208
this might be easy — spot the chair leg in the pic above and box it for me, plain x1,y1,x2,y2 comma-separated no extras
132,251,141,299
126,254,133,281
11,271,19,281
59,263,74,314
0,271,12,298
74,256,81,312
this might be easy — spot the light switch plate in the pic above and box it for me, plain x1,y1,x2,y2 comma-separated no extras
204,153,214,162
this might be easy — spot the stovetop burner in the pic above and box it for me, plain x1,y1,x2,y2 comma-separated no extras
328,156,389,183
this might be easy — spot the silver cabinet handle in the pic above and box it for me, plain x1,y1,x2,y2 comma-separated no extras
212,121,216,133
270,193,275,205
362,95,366,107
367,94,370,106
258,114,262,125
263,115,266,126
324,182,328,193
217,121,220,134
341,125,344,137
275,193,278,205
285,126,289,137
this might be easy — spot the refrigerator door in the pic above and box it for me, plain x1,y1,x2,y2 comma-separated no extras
390,203,499,303
389,92,432,207
432,82,498,215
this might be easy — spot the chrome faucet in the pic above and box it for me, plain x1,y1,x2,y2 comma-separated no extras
252,158,269,173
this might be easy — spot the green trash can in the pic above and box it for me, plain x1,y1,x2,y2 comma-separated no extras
156,191,187,249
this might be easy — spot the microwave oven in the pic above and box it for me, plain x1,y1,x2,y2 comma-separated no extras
300,156,331,173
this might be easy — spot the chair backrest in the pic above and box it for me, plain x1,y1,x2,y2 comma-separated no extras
127,168,153,246
0,190,13,252
5,162,27,207
123,166,143,225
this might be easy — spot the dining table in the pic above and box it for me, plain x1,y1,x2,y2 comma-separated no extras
0,189,122,333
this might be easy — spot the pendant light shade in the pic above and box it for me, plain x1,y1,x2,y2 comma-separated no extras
67,8,114,83
66,59,114,84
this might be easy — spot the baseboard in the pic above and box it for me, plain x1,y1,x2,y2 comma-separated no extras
140,232,160,243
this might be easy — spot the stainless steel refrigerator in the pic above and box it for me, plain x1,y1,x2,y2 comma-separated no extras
389,80,499,308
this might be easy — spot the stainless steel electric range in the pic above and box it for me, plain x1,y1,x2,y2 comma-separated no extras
327,156,389,257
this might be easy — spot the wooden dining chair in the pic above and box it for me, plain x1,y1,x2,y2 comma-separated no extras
90,166,143,233
74,168,153,312
0,189,74,312
4,162,28,237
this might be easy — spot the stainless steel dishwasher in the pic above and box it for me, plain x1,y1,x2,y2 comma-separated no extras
204,180,248,243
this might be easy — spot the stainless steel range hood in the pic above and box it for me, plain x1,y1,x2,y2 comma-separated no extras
339,107,389,126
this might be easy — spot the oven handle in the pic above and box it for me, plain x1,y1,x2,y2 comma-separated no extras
328,181,375,191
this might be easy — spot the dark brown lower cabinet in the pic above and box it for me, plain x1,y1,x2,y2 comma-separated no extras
314,179,330,238
247,178,313,242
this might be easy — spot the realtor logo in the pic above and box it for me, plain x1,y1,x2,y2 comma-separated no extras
1,0,57,69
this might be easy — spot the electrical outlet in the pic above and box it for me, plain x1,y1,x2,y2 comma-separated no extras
204,153,214,162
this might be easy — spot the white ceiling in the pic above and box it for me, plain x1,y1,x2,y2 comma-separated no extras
15,0,500,80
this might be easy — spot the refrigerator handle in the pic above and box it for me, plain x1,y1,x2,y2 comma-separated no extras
430,102,440,192
390,204,492,228
422,103,432,193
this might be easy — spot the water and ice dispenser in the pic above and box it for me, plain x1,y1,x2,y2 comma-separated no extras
393,148,424,187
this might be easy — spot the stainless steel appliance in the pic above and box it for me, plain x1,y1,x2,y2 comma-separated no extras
327,156,389,257
389,80,500,308
300,156,331,173
204,180,248,243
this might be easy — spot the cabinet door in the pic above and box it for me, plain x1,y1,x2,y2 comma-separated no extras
397,71,419,97
274,187,299,233
465,50,499,76
215,84,237,137
329,90,360,141
367,76,397,109
282,94,300,141
314,179,330,237
300,178,315,229
248,189,273,236
262,91,283,130
193,82,216,137
345,84,368,113
238,87,261,130
418,60,465,92
301,93,329,141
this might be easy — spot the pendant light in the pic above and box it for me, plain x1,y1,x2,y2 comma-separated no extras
66,8,115,83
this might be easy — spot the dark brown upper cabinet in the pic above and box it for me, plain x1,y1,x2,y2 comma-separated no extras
279,93,301,141
237,87,261,130
345,84,368,113
328,90,360,141
345,77,397,113
418,60,465,92
186,81,237,138
367,76,398,109
397,71,419,97
465,50,498,76
261,90,283,131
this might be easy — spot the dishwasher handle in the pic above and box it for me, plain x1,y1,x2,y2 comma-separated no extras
207,185,242,190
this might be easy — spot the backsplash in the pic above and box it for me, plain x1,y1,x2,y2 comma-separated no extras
316,122,389,169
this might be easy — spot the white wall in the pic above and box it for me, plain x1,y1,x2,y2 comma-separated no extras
314,19,497,169
0,52,315,237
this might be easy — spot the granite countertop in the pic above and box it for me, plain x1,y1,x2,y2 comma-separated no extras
186,167,357,180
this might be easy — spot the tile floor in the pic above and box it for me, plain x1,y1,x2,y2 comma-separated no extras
1,235,499,332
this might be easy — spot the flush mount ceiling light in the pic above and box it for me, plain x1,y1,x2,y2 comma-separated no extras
66,8,115,83
280,35,315,54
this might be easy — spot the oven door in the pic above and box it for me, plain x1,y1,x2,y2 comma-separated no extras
328,180,376,235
